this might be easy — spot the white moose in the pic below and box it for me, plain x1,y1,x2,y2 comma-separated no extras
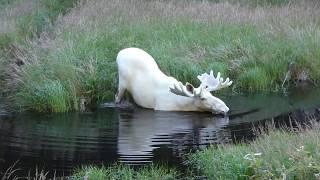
115,48,232,114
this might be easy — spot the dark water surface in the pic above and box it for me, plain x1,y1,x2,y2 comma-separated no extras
1,87,320,177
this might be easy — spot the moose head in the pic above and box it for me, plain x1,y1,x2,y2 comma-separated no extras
169,71,232,114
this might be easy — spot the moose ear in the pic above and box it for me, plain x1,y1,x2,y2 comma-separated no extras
185,82,194,94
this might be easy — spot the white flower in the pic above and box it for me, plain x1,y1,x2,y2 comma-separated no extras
244,152,262,161
308,162,315,168
296,146,305,152
254,152,262,156
244,154,254,161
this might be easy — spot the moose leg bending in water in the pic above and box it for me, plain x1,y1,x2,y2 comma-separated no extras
115,48,232,114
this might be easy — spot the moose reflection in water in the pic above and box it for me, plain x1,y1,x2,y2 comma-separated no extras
117,109,230,163
0,108,231,175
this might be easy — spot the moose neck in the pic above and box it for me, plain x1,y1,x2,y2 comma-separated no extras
156,87,203,112
174,96,200,111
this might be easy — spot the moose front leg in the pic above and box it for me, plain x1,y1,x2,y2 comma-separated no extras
115,86,125,103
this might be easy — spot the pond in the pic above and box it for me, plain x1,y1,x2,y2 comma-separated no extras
0,86,320,177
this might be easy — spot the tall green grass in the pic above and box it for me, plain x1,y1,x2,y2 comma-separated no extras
71,164,178,180
0,0,77,45
17,0,77,38
17,79,70,112
0,0,78,111
188,122,320,179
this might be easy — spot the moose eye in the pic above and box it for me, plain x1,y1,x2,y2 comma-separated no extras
200,97,206,101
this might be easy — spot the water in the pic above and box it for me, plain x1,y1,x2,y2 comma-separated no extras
0,87,320,177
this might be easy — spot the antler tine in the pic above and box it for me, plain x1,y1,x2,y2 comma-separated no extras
169,82,194,97
216,77,233,91
198,70,233,92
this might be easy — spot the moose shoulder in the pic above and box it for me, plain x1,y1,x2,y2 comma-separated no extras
115,48,232,114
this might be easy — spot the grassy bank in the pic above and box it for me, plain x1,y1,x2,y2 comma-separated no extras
1,163,179,179
1,0,320,112
71,164,178,180
0,0,76,53
188,121,320,179
0,0,78,111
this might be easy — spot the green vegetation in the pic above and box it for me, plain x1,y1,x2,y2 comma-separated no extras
0,0,77,46
0,0,319,112
188,122,320,179
0,0,78,111
17,79,71,112
71,164,178,180
17,0,76,38
0,0,17,8
1,163,178,179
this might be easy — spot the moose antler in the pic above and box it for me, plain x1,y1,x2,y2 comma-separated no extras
197,70,232,91
169,82,201,97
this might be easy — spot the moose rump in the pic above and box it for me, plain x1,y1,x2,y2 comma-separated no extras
116,48,163,108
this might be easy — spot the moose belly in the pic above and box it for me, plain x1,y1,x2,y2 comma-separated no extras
130,88,155,109
128,76,156,109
